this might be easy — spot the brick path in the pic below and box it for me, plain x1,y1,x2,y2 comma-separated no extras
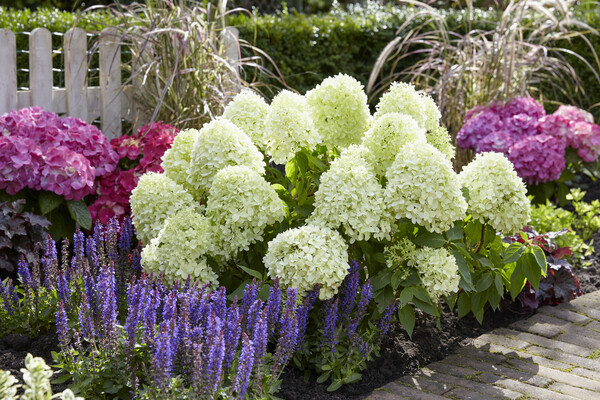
368,290,600,400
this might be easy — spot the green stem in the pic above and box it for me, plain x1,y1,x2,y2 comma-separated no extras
475,223,486,253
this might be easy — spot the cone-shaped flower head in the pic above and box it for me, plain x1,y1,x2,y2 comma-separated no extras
223,89,270,151
375,82,428,128
130,172,196,244
264,225,349,300
407,247,460,301
458,152,530,234
264,90,320,164
141,207,218,286
385,142,467,234
187,118,264,198
161,128,202,196
306,73,370,149
206,165,286,261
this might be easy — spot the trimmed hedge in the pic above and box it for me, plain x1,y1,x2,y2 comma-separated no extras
230,3,600,117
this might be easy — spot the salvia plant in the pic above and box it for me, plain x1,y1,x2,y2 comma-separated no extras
129,71,548,391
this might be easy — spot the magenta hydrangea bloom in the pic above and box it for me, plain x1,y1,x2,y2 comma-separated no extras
0,136,44,195
505,113,539,137
501,97,546,120
571,121,600,162
508,135,566,184
477,130,519,154
457,109,504,151
536,114,574,145
554,105,594,123
39,146,96,200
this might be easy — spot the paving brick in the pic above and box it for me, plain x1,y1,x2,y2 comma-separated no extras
412,367,522,399
368,389,408,400
472,333,531,349
558,302,600,321
440,354,552,387
524,345,600,372
453,346,507,364
443,387,500,399
555,332,600,351
538,305,592,324
492,327,595,357
571,367,600,382
570,295,600,310
504,357,600,391
426,361,480,378
466,342,572,370
398,375,453,395
548,381,600,399
584,320,600,332
380,382,448,399
477,372,573,400
512,313,600,340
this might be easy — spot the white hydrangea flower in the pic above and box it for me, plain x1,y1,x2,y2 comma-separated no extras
375,82,428,128
308,148,392,242
206,165,286,261
426,125,455,161
306,73,370,149
130,172,196,244
419,92,442,132
385,142,467,234
263,225,349,300
408,247,460,301
264,90,320,164
223,89,269,151
161,128,202,196
141,207,218,287
361,112,427,176
458,152,531,234
187,118,264,198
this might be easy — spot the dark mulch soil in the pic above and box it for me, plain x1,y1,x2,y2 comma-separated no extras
1,179,599,398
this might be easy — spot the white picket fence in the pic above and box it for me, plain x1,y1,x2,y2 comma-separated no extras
0,27,135,139
0,26,241,139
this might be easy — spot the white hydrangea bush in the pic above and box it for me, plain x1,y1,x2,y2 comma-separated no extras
458,152,530,234
223,89,270,150
407,247,461,301
263,225,350,300
161,128,202,196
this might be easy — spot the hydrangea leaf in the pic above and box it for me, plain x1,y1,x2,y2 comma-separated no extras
66,200,92,230
38,191,64,215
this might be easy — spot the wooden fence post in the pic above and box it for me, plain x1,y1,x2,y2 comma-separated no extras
99,27,121,139
64,28,88,121
0,29,17,115
29,28,53,111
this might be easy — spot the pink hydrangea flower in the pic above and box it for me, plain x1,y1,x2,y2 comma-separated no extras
504,113,539,137
571,121,600,162
457,109,504,151
537,114,574,145
477,130,519,154
508,135,566,184
501,97,546,120
39,146,96,200
0,136,44,195
554,105,594,123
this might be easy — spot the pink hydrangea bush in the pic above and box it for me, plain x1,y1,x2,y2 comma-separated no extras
458,99,600,184
90,122,179,224
0,107,118,200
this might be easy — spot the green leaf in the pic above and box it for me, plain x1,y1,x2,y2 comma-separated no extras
317,372,331,384
413,297,438,317
306,153,327,171
371,269,392,291
376,286,395,313
532,246,548,275
66,200,92,230
391,270,404,290
399,287,414,306
471,291,489,322
285,159,297,182
412,286,431,303
521,252,542,291
457,293,471,318
476,273,493,292
296,151,309,176
509,263,526,300
38,191,64,215
401,272,421,286
373,253,386,264
239,265,263,280
461,186,470,202
488,287,501,310
343,373,362,384
327,380,343,392
451,250,474,291
501,242,525,264
412,231,446,248
397,304,415,337
51,374,72,384
464,220,482,246
494,273,504,294
445,222,463,241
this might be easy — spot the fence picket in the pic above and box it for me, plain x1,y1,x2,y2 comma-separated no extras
99,28,121,139
64,28,88,121
29,28,53,111
0,29,17,114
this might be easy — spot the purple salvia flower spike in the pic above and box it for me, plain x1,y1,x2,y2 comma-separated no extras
295,285,319,351
378,300,398,336
339,261,360,323
353,279,373,327
272,308,298,376
322,297,339,351
223,298,241,369
144,291,159,343
152,321,176,386
57,269,70,305
0,279,14,315
214,287,227,321
253,307,269,362
79,292,96,339
191,342,204,392
98,262,118,345
233,332,255,399
162,290,177,322
56,300,69,348
73,229,85,263
41,235,58,290
241,279,260,330
17,256,33,291
246,299,264,341
206,331,225,395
